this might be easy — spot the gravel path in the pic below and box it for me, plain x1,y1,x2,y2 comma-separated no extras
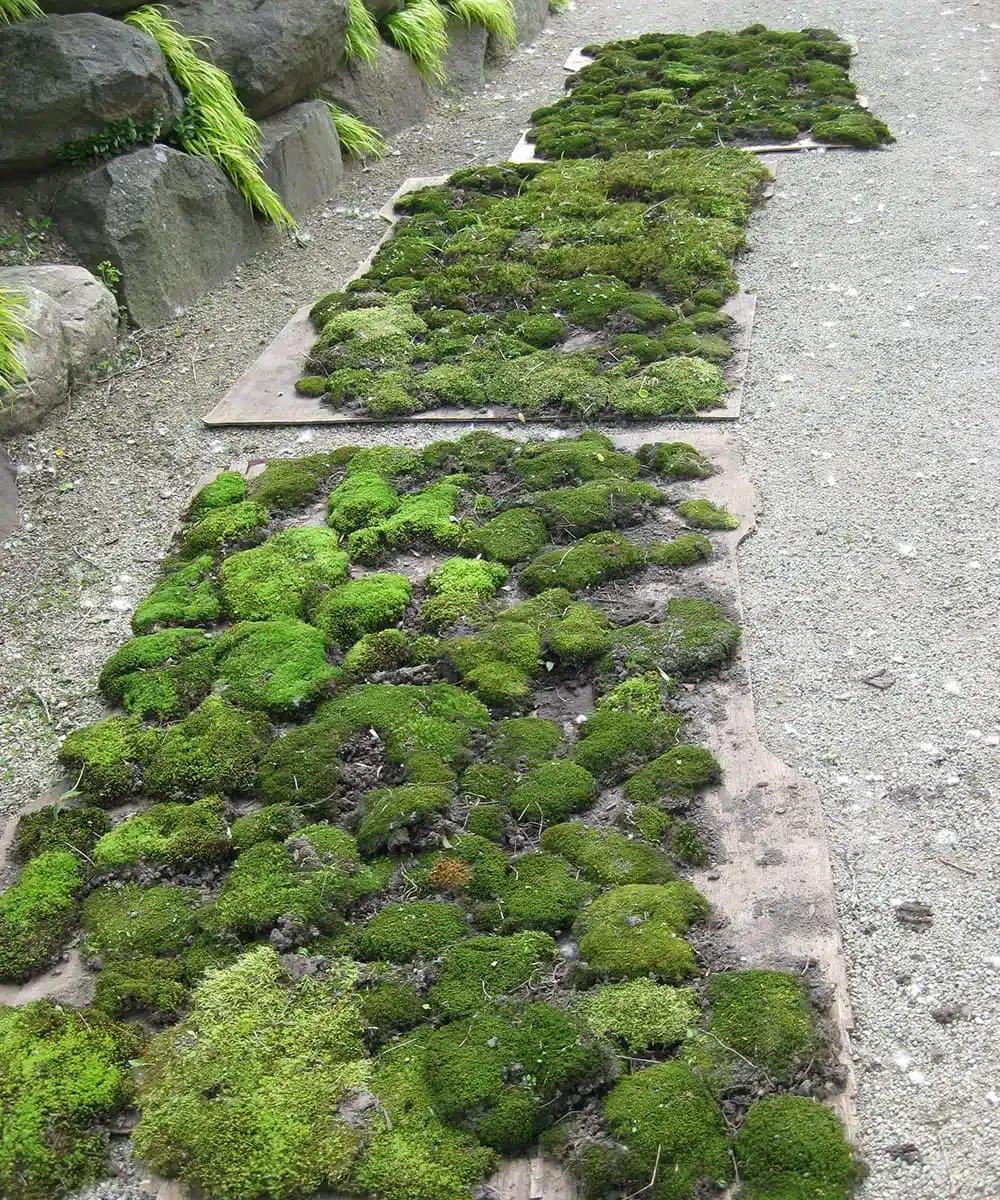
2,1,998,1198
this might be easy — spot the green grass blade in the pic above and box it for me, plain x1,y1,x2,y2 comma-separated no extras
325,103,386,159
0,289,29,398
382,0,449,83
344,0,382,65
0,0,43,22
447,0,515,45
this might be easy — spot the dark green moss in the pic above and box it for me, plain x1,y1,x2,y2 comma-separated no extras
181,500,270,559
82,883,201,959
357,783,451,856
466,803,506,841
214,619,337,713
463,507,549,565
530,477,663,536
707,970,819,1081
14,803,110,862
0,850,83,982
93,796,228,870
735,1096,860,1200
219,527,349,620
257,720,342,808
624,744,722,807
356,900,468,962
541,821,674,885
645,532,713,567
132,554,221,634
311,573,412,647
488,716,564,767
358,971,427,1039
58,716,161,804
606,597,740,680
248,453,337,511
574,882,708,980
98,628,216,720
230,803,302,851
144,697,270,799
520,531,647,594
494,852,594,933
430,931,558,1015
510,760,597,824
460,763,517,805
676,497,739,530
415,833,508,900
94,955,189,1020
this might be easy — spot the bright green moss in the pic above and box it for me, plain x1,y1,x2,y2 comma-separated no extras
135,948,370,1200
544,598,613,664
309,298,426,374
735,1096,860,1200
428,555,509,598
646,532,713,567
505,312,566,347
188,470,247,518
574,882,708,980
347,483,463,563
463,659,534,708
0,851,83,982
357,784,451,856
98,628,216,720
342,627,416,674
14,803,110,862
248,453,337,511
0,1001,140,1200
466,803,506,841
488,716,564,767
510,760,597,824
597,1062,730,1200
58,716,161,804
416,833,509,899
145,698,270,799
613,356,727,418
514,433,638,488
814,111,892,147
464,507,548,565
356,900,468,962
215,619,337,712
577,978,700,1052
430,931,557,1016
311,573,412,647
520,531,647,594
92,796,228,870
220,527,349,620
132,554,221,633
327,470,399,533
530,477,663,536
495,853,594,933
573,675,683,782
607,597,741,679
347,445,423,478
541,822,674,885
624,742,722,807
676,497,739,530
181,500,270,558
460,763,516,805
231,803,301,851
94,955,189,1020
707,970,819,1081
82,883,201,959
295,374,328,397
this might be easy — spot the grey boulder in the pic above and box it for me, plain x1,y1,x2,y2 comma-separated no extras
41,0,136,14
52,145,268,328
490,0,548,53
259,101,343,220
442,18,489,92
320,44,432,136
0,14,183,175
0,286,67,437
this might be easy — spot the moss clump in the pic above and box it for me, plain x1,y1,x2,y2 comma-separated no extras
615,356,727,418
58,716,161,804
82,883,201,959
422,1003,608,1152
677,497,739,530
420,555,509,631
181,500,270,558
327,470,399,533
145,698,270,799
573,674,683,782
214,619,337,713
92,796,228,870
188,470,247,517
577,978,701,1052
358,972,427,1040
466,803,506,841
624,744,722,807
530,477,663,536
356,900,468,962
256,720,342,807
415,833,508,900
606,597,741,680
248,453,337,511
0,1001,140,1200
357,784,451,856
488,716,564,767
510,760,597,824
347,482,464,563
541,822,674,885
220,527,349,621
430,931,557,1016
514,433,638,488
520,531,647,594
311,573,412,647
135,948,370,1200
230,803,302,851
343,627,433,675
494,853,594,933
735,1096,860,1200
0,851,83,982
574,882,708,981
94,955,190,1020
460,762,516,805
464,507,548,565
646,532,713,567
14,803,110,862
594,1062,729,1200
707,970,819,1081
98,628,216,720
637,440,714,480
132,554,221,633
296,374,329,396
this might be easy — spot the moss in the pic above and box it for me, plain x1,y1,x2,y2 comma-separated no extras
257,720,342,808
488,716,564,767
814,111,893,147
495,852,594,933
421,430,516,475
358,972,427,1039
248,453,337,511
735,1096,860,1200
14,803,110,862
356,900,468,962
624,744,722,807
616,356,727,418
520,531,647,593
577,978,701,1052
0,1001,140,1200
82,883,201,959
541,822,674,885
93,796,228,870
347,445,423,478
132,554,221,633
327,470,399,533
181,500,270,558
220,527,349,620
466,803,506,841
607,597,740,679
230,803,302,851
357,783,451,856
676,497,739,530
422,1003,608,1152
94,955,189,1020
460,762,516,805
98,628,216,720
420,554,509,630
430,931,557,1016
514,433,638,488
135,948,370,1200
188,470,247,517
311,573,412,647
58,716,161,804
530,477,663,536
416,833,508,900
596,1062,729,1200
0,851,83,982
215,619,337,713
505,311,567,347
574,882,708,980
670,820,708,866
573,675,683,782
510,760,597,824
145,697,270,799
707,970,819,1081
347,482,463,563
646,532,713,567
295,374,328,397
464,506,548,565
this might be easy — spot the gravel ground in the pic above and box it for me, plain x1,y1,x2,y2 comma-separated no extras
2,1,998,1197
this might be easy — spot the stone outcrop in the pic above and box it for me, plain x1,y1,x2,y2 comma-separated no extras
259,101,343,220
443,19,490,92
319,44,433,137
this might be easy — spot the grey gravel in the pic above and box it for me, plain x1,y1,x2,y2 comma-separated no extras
1,1,998,1198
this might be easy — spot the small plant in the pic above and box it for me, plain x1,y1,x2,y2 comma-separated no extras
344,0,381,64
0,0,43,20
447,0,516,45
325,103,386,160
96,260,122,294
381,0,450,83
56,112,163,167
0,289,29,400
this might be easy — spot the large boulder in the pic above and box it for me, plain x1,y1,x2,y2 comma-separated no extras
52,145,267,328
319,44,432,136
163,0,350,118
259,101,343,220
442,19,489,92
41,0,135,13
0,14,183,176
0,286,66,437
489,0,548,53
362,0,403,16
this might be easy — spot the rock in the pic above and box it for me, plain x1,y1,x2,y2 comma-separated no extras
0,265,118,383
164,0,350,118
489,0,548,53
319,44,432,136
53,145,268,328
259,101,343,220
0,14,183,175
0,449,15,532
363,0,403,16
41,0,135,13
0,286,68,436
442,18,489,92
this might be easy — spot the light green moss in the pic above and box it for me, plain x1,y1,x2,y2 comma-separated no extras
415,832,509,899
613,356,727,418
357,784,451,857
82,883,201,959
464,507,548,565
624,744,722,807
488,716,564,767
93,795,228,870
248,453,337,511
14,804,110,862
58,716,162,804
707,969,819,1081
573,675,683,782
356,900,468,962
311,573,413,647
132,554,221,633
645,532,713,568
0,851,83,982
676,497,739,530
577,978,700,1052
420,555,509,631
510,760,597,824
214,619,338,712
541,821,674,885
735,1096,860,1200
94,956,190,1020
327,470,399,533
637,440,714,480
574,882,708,980
514,433,638,488
230,803,302,851
466,802,506,841
98,628,216,720
347,483,463,563
182,500,270,558
145,697,270,799
431,931,557,1015
220,527,349,620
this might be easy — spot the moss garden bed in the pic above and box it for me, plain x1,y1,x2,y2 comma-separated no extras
0,432,861,1200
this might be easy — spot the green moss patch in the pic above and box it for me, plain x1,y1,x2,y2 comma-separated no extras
92,796,228,870
58,716,161,804
98,627,216,720
145,697,270,798
357,783,451,856
464,506,548,564
188,470,247,517
82,882,201,959
638,439,714,480
214,619,337,712
356,900,468,961
541,821,674,885
578,978,701,1052
573,674,683,782
181,499,270,558
14,803,110,861
520,531,648,594
510,760,597,824
735,1095,860,1200
530,477,663,536
624,744,722,807
311,573,412,646
605,597,741,681
248,453,337,511
230,803,302,850
347,482,464,563
0,850,83,981
488,716,564,767
707,969,819,1081
220,527,349,620
493,852,594,933
431,931,558,1015
677,497,739,530
132,554,221,633
574,882,708,980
